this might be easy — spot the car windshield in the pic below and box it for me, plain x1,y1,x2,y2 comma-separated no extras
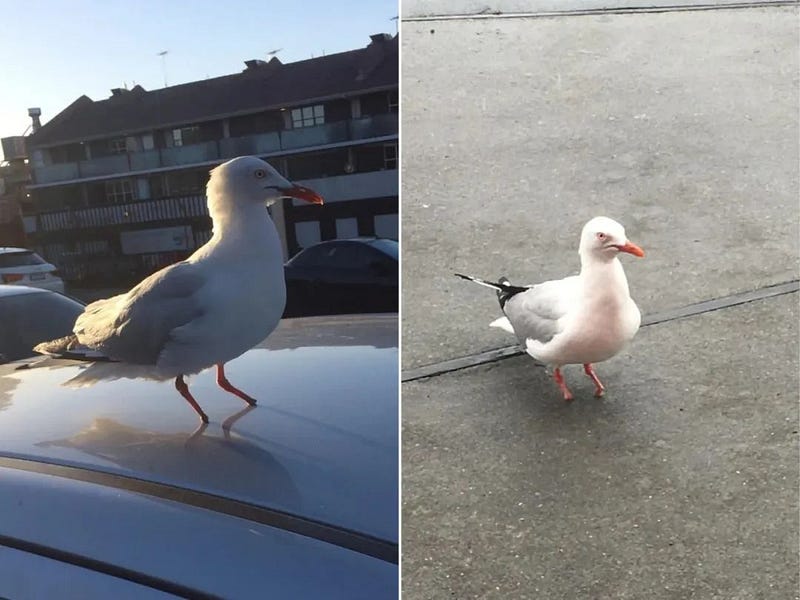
0,251,46,268
368,239,398,260
0,292,83,363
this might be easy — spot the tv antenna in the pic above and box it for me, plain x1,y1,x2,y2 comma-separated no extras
157,50,169,87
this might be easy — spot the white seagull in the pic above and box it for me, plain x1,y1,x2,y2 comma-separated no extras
35,156,323,422
456,216,644,401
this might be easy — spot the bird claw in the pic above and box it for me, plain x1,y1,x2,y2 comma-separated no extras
594,387,605,398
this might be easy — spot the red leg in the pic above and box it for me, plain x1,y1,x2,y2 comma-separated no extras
583,363,605,397
175,375,209,423
553,367,573,402
216,363,257,406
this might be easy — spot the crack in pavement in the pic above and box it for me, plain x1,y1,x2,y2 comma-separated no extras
402,279,799,383
402,1,798,22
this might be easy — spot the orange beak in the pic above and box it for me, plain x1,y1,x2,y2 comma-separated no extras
616,241,645,258
280,184,324,205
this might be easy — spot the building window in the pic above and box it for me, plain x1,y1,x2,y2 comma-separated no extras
384,143,397,169
388,90,398,113
109,138,127,155
172,126,200,147
105,179,136,204
291,105,324,128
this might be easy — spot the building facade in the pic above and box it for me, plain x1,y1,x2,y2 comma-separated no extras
25,34,398,285
0,136,31,248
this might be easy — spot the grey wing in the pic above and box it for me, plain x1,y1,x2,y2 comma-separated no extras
74,261,206,364
503,276,577,345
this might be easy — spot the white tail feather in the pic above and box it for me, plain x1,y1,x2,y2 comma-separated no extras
454,273,503,291
489,317,515,334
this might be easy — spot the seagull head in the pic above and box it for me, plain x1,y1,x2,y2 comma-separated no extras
208,156,324,209
579,216,645,262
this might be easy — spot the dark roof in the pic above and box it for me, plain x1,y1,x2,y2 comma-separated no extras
29,34,397,148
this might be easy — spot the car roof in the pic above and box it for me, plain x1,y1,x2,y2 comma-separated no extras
0,247,32,254
304,237,395,246
1,464,396,596
0,314,398,544
0,284,51,298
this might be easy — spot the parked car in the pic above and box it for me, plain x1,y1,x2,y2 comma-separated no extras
0,285,84,364
284,238,398,317
0,247,65,294
0,314,398,598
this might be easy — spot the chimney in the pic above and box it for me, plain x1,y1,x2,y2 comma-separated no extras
27,108,42,133
357,34,392,81
110,88,129,97
244,59,268,70
243,57,281,75
369,33,392,45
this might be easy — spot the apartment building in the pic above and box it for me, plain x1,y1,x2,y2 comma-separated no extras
0,136,30,247
25,34,398,285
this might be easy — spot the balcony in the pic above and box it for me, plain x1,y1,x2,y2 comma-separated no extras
130,150,161,171
34,162,80,184
294,169,398,205
80,154,129,178
161,141,220,167
350,113,397,140
31,112,399,186
281,121,349,150
0,163,31,184
37,194,209,232
220,132,281,156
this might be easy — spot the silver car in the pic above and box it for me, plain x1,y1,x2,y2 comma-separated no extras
0,314,398,598
0,285,84,364
0,247,65,294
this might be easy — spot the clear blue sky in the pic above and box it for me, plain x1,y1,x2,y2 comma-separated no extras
0,0,398,160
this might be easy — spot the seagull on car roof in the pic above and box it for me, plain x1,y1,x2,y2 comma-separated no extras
35,156,323,423
456,216,644,401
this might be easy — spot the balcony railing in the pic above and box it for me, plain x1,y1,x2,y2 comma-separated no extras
38,194,209,232
161,140,219,167
219,132,281,156
32,113,398,185
293,169,398,205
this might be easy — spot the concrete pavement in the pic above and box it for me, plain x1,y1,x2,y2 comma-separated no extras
400,3,799,598
402,4,798,369
404,294,798,599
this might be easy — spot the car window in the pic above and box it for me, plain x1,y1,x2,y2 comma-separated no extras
289,242,398,271
0,292,83,363
368,239,398,260
287,244,333,268
325,243,363,269
0,251,46,268
348,244,386,270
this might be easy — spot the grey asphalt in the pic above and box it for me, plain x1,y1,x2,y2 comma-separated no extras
400,3,799,599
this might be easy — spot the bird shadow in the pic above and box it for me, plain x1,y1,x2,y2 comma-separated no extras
481,358,635,437
37,409,302,507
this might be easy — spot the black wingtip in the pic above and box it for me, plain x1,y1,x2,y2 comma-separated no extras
495,276,529,309
454,272,471,280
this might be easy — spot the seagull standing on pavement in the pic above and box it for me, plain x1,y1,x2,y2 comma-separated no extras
35,156,324,423
456,216,644,401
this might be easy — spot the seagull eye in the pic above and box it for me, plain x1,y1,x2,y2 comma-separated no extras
254,169,266,179
596,232,606,240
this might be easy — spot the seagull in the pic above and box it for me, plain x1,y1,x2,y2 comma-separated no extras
456,216,644,401
34,156,323,423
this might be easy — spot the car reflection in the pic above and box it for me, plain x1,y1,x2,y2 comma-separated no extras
37,415,302,507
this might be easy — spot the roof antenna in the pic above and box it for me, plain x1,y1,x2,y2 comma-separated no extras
157,50,169,87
